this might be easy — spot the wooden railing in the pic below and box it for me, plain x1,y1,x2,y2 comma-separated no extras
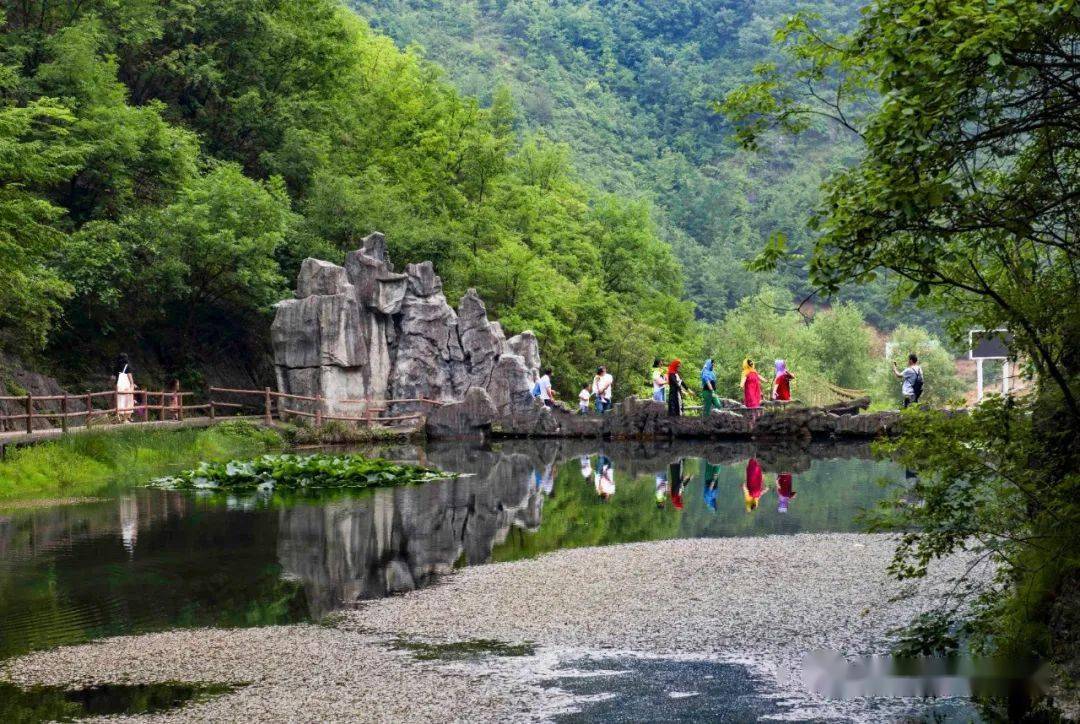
0,385,444,437
206,387,443,427
0,389,206,435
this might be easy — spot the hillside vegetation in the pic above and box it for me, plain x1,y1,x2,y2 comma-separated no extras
350,0,930,328
0,0,694,391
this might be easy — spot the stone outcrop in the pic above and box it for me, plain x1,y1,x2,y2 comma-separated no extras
491,395,908,441
424,387,498,439
271,232,544,420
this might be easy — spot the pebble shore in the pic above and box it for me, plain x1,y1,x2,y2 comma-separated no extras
2,533,984,722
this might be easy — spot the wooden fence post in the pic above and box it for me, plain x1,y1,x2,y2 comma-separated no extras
264,387,273,425
85,393,92,426
178,388,185,422
315,395,323,428
61,394,68,433
25,394,32,434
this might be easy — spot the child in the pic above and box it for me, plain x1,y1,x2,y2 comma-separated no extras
578,383,592,414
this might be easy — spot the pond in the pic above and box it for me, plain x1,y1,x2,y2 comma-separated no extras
0,439,903,661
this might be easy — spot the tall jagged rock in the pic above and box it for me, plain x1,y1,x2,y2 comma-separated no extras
457,289,505,390
389,262,469,407
271,231,543,419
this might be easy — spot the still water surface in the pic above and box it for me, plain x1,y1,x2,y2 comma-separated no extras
0,440,902,660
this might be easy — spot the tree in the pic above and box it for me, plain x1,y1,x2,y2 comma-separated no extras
153,164,294,349
723,0,1080,663
0,98,82,353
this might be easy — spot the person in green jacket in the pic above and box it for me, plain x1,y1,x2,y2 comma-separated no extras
700,358,717,416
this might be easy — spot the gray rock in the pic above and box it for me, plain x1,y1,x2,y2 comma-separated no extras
296,258,353,298
390,266,469,406
271,294,368,370
425,387,499,439
485,354,536,415
458,289,505,389
405,261,443,297
272,232,543,420
344,242,407,315
506,331,541,374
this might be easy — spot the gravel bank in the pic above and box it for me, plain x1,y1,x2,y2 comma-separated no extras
3,533,983,722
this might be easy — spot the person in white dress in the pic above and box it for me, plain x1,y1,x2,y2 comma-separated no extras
115,354,136,422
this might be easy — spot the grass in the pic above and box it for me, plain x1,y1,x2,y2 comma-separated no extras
0,420,282,502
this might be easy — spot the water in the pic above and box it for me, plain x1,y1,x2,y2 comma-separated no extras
0,681,237,722
0,439,900,660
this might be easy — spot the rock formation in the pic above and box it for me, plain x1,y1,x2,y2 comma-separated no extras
271,232,542,418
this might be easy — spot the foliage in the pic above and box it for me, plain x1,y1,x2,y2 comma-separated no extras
869,398,1079,658
351,0,938,330
870,325,966,408
150,453,450,495
0,423,281,501
0,0,692,395
724,0,1080,662
279,419,416,446
700,287,929,404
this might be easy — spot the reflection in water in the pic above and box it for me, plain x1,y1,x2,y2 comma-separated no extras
276,448,543,617
744,458,766,512
0,440,906,660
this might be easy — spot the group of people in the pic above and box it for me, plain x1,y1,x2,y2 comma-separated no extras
533,365,615,413
652,357,797,417
532,350,924,416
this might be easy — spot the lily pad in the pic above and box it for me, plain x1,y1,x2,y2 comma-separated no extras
149,454,451,495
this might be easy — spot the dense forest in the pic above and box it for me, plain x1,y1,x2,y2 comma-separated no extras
0,0,695,392
351,0,935,329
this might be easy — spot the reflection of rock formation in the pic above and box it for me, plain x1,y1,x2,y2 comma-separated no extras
271,232,540,417
275,448,538,618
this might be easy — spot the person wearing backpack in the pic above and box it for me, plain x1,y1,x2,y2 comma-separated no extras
892,353,924,408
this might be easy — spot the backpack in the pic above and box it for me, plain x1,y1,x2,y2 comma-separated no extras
531,380,541,398
912,367,924,401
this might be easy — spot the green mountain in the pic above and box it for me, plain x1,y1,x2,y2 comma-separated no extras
350,0,884,323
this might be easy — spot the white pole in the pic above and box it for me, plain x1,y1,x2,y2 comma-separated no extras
976,359,984,402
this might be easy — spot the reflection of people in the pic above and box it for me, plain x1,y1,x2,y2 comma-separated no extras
777,472,796,513
669,459,691,510
743,458,768,511
580,455,593,480
655,471,669,509
595,455,615,500
535,462,556,496
702,462,720,511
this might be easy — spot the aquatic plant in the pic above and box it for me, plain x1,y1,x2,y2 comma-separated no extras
150,454,450,494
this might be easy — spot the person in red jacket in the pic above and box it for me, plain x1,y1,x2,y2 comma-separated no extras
742,358,762,409
773,359,796,402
